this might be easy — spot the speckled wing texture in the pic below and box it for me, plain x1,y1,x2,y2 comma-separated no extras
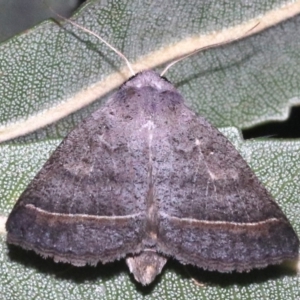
6,70,299,276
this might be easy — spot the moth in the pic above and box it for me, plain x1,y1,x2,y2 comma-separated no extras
6,14,299,286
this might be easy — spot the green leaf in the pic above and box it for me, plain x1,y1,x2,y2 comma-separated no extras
0,0,300,299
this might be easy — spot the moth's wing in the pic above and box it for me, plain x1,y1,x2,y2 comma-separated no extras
6,93,150,266
154,93,299,272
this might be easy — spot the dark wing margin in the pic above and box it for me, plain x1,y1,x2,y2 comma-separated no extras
7,203,145,266
158,213,299,272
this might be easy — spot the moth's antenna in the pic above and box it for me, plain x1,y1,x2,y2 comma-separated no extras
160,22,260,77
49,8,135,76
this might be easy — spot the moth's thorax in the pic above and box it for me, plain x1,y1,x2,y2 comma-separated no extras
124,70,178,92
114,70,185,121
